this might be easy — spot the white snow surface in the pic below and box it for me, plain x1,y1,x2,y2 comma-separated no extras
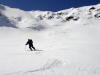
0,4,100,75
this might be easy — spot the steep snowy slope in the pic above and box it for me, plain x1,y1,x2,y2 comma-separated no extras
0,3,100,75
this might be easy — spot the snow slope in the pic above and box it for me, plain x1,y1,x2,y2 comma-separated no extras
0,3,100,75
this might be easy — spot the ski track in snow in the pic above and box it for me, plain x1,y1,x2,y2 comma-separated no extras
5,60,100,75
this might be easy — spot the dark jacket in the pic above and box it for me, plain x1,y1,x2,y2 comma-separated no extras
26,39,33,46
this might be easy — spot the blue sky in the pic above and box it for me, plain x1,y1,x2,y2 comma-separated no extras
0,0,100,11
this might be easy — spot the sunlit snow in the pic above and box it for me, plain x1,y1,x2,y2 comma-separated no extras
0,4,100,75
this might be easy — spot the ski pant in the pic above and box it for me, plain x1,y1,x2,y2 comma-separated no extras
29,45,36,51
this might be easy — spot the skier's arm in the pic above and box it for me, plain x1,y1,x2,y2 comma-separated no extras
25,42,29,45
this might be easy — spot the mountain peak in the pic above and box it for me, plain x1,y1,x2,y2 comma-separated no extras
0,4,100,29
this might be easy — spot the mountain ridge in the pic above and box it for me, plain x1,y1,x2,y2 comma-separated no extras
0,3,100,29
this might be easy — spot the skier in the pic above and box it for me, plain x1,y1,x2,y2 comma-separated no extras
25,39,36,51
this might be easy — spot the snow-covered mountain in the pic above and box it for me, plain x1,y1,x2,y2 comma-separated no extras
0,3,100,75
0,4,100,29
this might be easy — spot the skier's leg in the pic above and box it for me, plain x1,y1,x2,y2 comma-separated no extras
32,45,36,50
29,46,33,51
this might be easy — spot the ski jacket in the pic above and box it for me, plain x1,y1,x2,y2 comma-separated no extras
26,39,33,46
